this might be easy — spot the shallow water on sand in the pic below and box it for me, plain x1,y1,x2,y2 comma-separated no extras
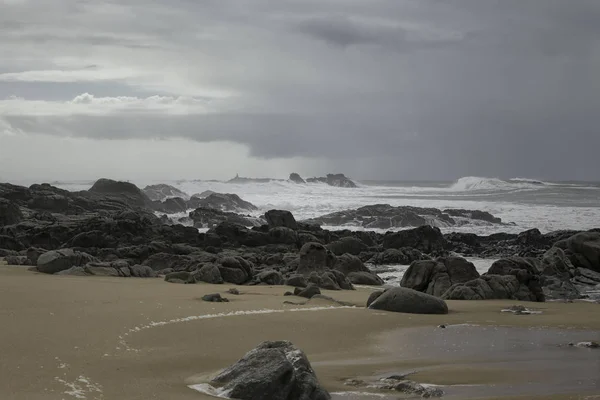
325,325,600,399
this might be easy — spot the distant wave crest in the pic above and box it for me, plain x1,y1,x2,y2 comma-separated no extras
449,176,547,192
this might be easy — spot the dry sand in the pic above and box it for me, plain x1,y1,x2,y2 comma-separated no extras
0,264,599,400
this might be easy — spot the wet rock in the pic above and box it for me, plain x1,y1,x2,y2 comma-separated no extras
191,263,224,284
0,198,22,226
555,232,600,273
306,173,356,188
327,236,368,256
296,242,336,275
368,287,449,314
285,274,308,288
143,184,189,202
294,284,321,299
37,249,97,274
366,290,384,307
400,257,480,297
254,269,284,285
202,293,229,302
383,225,447,253
348,271,384,285
444,208,501,224
369,248,429,265
289,173,305,184
218,256,254,285
211,341,330,400
265,210,298,230
443,274,540,302
191,193,257,213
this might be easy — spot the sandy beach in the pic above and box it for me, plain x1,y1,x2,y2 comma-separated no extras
1,263,599,400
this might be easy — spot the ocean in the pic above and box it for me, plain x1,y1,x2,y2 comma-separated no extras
51,176,600,236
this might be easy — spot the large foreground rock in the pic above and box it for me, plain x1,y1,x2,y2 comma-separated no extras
400,257,480,297
37,249,97,274
555,232,600,273
368,287,449,314
211,341,331,400
265,210,298,230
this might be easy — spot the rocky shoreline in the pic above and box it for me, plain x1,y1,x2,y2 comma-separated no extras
1,179,599,305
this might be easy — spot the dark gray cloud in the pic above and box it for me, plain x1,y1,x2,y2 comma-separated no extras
1,0,599,181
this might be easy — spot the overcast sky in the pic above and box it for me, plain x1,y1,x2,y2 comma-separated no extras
1,0,599,182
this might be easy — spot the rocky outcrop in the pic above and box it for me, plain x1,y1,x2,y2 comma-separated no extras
153,197,188,214
265,210,298,230
400,257,480,297
382,225,446,253
327,236,368,256
37,249,97,274
306,173,357,188
289,173,306,184
0,198,22,226
304,204,504,229
210,341,331,400
143,184,189,201
190,208,263,228
190,193,257,213
368,287,449,314
555,232,600,273
296,242,336,275
444,209,501,224
88,178,153,209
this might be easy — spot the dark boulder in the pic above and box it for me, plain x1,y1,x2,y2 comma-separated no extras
253,269,284,285
37,249,97,274
444,209,501,224
555,232,600,273
296,242,336,275
366,290,384,307
268,227,299,245
218,256,254,284
333,254,382,285
190,263,224,284
327,236,368,256
202,293,229,302
400,257,480,297
192,193,257,212
293,284,322,299
382,225,446,253
88,178,152,209
265,210,298,230
0,198,23,226
368,287,449,314
443,274,535,301
369,248,428,265
211,341,330,400
285,274,308,288
348,271,384,285
289,173,306,184
307,173,356,188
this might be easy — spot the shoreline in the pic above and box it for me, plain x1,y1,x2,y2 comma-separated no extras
1,265,599,400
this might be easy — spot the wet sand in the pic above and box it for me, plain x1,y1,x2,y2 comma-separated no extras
0,264,599,400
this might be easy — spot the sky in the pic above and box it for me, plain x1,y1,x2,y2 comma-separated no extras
1,0,599,182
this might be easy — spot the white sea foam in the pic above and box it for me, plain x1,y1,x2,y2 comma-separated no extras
51,176,600,236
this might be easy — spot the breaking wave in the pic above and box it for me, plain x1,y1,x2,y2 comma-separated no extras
448,176,548,192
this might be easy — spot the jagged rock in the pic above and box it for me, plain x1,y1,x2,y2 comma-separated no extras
211,341,330,400
156,197,188,214
368,287,449,314
400,257,480,297
383,225,447,253
0,198,22,226
488,257,545,301
191,193,257,212
369,248,428,265
143,184,189,201
296,242,336,275
327,236,368,256
289,173,305,184
265,210,298,230
37,249,97,274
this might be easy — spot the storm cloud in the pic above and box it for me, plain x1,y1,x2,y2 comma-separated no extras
1,0,599,181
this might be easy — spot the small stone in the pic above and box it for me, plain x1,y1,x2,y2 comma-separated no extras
438,324,447,329
227,288,240,295
284,291,294,296
201,293,229,303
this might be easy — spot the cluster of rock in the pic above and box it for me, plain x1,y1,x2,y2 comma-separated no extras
1,178,599,302
303,204,504,229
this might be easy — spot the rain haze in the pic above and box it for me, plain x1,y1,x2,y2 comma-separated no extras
1,0,600,182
